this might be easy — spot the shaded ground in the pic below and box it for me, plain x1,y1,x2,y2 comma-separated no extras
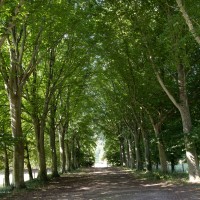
2,167,200,200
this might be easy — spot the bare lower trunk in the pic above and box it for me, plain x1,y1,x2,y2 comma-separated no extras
25,143,33,180
133,133,143,170
158,142,168,172
59,126,66,173
126,139,131,168
177,65,199,181
38,132,47,181
4,144,10,187
33,118,47,181
129,136,135,169
140,127,152,171
72,136,77,169
119,137,126,166
180,107,199,181
9,91,25,188
154,125,168,173
65,140,71,171
49,105,59,177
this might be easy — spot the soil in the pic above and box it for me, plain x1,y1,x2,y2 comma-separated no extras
2,167,200,200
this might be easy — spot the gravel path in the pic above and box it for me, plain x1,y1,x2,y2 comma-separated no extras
3,167,200,200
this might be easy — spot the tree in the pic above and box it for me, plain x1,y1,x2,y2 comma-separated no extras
144,0,200,181
0,1,44,188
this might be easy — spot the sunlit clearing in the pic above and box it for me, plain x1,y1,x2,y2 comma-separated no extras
94,135,108,168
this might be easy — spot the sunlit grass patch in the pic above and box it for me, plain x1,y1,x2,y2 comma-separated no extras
130,169,188,183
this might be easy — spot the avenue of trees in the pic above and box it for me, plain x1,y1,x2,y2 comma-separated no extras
0,0,200,189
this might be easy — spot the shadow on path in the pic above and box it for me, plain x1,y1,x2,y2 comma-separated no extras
3,167,200,200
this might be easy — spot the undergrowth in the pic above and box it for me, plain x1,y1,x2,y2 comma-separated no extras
131,169,188,183
0,174,52,198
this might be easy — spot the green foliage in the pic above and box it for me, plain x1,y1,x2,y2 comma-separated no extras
0,0,200,187
133,170,188,183
0,185,14,198
78,151,95,167
104,134,121,166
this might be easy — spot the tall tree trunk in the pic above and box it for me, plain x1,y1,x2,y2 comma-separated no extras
33,117,47,181
65,140,71,171
126,139,131,168
133,132,143,170
49,104,59,178
59,126,66,173
8,89,25,188
132,111,150,171
140,126,152,171
72,136,77,169
58,123,70,173
4,144,10,187
154,63,200,181
144,106,169,173
180,106,199,181
119,136,126,166
154,124,168,173
24,143,33,180
129,134,135,169
178,64,199,181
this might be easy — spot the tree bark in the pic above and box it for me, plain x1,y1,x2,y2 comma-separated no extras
154,62,200,181
65,140,72,171
133,131,143,170
119,136,126,166
129,134,135,169
126,139,131,168
49,103,59,178
140,126,152,171
59,125,66,173
177,64,199,181
179,105,199,181
4,144,10,187
8,88,25,188
33,117,48,181
154,124,168,173
72,136,77,169
24,143,33,180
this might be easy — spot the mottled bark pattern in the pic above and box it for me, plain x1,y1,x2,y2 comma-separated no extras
177,64,200,182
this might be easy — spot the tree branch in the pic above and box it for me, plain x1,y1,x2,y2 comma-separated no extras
176,0,200,46
145,44,180,110
154,70,180,110
20,27,43,87
0,0,24,48
0,51,9,88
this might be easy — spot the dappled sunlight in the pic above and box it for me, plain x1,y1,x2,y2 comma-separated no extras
4,168,200,200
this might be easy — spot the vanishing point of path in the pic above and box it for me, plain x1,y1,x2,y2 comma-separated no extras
3,167,200,200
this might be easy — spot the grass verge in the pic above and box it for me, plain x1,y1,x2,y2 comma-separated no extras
131,169,189,183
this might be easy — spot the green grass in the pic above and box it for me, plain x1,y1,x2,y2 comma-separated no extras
0,185,14,198
131,169,188,183
25,178,47,190
0,175,51,198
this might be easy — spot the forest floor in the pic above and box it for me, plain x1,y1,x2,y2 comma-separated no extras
2,167,200,200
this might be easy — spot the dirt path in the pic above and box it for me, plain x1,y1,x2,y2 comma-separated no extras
3,167,200,200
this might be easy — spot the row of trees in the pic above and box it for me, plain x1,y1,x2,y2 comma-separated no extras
93,0,200,182
0,0,200,190
0,1,97,189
